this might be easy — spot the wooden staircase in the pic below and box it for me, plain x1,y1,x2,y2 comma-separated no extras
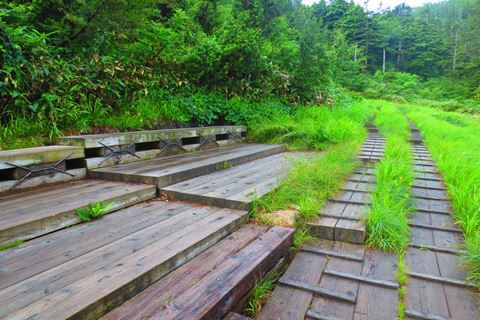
0,126,295,320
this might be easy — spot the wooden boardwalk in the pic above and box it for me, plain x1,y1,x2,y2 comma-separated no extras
405,129,480,320
308,131,385,243
257,239,399,320
259,126,480,320
160,153,300,210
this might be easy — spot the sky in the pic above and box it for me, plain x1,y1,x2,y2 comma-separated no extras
302,0,443,10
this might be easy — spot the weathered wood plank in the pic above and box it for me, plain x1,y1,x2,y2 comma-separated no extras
0,145,84,169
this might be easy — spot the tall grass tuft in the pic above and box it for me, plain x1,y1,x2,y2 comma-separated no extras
366,102,413,252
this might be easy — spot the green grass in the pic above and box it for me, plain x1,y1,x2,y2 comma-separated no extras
243,267,282,317
0,240,23,251
396,253,408,320
250,100,374,247
406,104,480,288
366,102,413,252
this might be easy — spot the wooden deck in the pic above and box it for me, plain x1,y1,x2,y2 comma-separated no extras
89,143,284,188
0,180,156,245
405,137,480,320
0,200,248,319
160,153,300,210
102,225,294,320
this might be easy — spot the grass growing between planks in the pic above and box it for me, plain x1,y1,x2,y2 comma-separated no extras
366,102,413,252
250,101,374,247
406,104,480,288
0,240,23,252
365,102,413,320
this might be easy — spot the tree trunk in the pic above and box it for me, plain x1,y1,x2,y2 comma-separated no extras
354,43,357,62
397,40,402,67
383,48,386,73
453,30,458,71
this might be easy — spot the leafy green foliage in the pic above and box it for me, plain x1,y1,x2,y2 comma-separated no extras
76,202,115,222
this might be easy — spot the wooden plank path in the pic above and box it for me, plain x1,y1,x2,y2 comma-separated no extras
257,239,399,320
0,180,156,245
160,153,301,210
405,127,480,320
308,130,385,243
0,200,250,319
89,143,284,188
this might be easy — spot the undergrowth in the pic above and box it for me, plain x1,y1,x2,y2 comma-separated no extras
366,102,413,252
406,105,480,288
243,267,282,317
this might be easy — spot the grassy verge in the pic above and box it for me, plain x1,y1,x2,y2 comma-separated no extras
250,101,374,247
366,102,413,252
406,104,480,288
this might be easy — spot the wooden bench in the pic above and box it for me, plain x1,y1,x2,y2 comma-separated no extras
58,126,247,169
0,145,85,193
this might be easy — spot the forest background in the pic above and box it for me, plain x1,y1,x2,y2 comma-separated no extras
1,0,479,149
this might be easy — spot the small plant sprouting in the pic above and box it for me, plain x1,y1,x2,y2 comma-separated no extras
76,201,115,222
0,240,23,251
223,160,231,169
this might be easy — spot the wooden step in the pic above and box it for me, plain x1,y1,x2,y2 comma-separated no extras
0,201,249,319
0,180,156,245
58,126,247,169
89,143,285,189
102,225,294,320
0,145,85,193
160,153,299,210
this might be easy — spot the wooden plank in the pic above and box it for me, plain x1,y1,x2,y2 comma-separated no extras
224,312,253,320
0,168,86,194
0,145,84,169
408,271,475,288
0,205,226,310
101,224,267,320
0,180,156,245
300,246,364,262
0,201,192,289
323,269,399,289
409,243,464,255
334,219,365,244
406,278,450,319
124,226,294,320
58,126,247,148
443,284,480,319
309,217,337,240
278,278,356,303
4,208,248,319
257,251,330,320
404,309,450,320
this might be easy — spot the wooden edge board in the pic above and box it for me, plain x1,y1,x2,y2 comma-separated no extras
412,194,449,201
408,222,462,234
277,278,356,304
323,269,399,289
408,271,475,288
300,246,364,262
329,198,371,206
305,310,343,320
415,208,452,215
411,184,446,191
405,309,451,320
320,213,359,222
409,243,465,255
